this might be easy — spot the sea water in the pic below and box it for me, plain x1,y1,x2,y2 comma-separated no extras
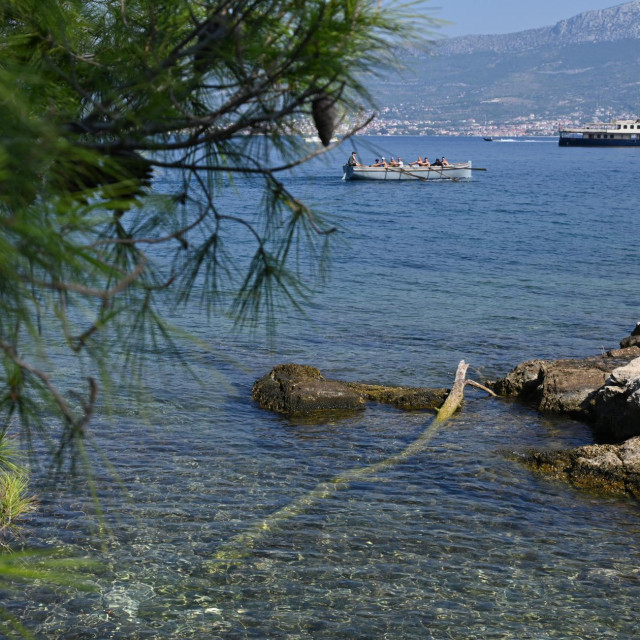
9,137,640,639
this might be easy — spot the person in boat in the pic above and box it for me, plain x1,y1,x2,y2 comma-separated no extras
441,156,450,166
433,157,442,166
347,151,361,167
410,156,430,167
371,157,385,167
397,157,404,167
388,157,400,167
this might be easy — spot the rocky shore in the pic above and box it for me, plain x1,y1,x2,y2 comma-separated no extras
492,349,640,442
513,437,640,498
253,325,640,499
493,323,640,498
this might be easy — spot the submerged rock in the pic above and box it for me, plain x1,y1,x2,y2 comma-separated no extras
342,382,449,411
252,363,448,416
518,436,640,498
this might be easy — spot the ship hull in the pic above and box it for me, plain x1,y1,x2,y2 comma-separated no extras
559,137,640,147
558,118,640,147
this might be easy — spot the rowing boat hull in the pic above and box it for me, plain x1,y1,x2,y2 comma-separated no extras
342,162,473,181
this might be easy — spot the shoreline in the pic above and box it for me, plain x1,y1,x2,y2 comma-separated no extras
253,325,640,499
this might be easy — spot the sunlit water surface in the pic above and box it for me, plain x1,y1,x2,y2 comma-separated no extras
8,137,640,639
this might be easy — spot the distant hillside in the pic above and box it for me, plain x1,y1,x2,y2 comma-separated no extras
366,1,640,133
438,1,640,55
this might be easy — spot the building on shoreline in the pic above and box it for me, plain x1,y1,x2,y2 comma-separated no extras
296,107,638,139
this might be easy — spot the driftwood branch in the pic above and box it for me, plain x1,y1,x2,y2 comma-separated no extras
436,360,469,422
435,361,498,422
466,379,498,397
210,359,481,572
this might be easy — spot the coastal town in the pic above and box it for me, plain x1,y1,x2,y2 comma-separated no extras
300,106,638,139
357,106,582,137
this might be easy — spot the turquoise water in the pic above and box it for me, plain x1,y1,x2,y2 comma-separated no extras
9,137,640,638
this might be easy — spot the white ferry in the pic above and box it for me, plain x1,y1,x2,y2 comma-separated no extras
558,118,640,147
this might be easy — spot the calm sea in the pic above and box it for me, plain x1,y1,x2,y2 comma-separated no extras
10,136,640,639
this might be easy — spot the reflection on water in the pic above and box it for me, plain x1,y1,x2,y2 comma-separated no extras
7,137,640,638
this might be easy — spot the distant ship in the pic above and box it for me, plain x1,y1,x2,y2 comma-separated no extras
558,118,640,147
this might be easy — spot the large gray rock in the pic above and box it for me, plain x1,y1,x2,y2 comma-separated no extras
493,340,640,438
493,356,615,420
519,436,640,498
492,359,548,398
590,357,640,442
538,360,608,416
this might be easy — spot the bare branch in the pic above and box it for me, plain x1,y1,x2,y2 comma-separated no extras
76,377,98,434
30,256,147,300
0,338,76,426
89,208,209,248
465,379,498,397
149,113,377,176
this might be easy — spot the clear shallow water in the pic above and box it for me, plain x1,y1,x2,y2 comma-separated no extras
8,136,640,638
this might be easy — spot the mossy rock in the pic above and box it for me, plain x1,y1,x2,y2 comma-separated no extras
252,364,448,417
252,364,365,416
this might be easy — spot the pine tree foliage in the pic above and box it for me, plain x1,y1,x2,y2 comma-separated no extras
0,0,434,448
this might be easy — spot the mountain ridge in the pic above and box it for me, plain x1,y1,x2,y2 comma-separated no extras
363,1,640,135
436,1,640,55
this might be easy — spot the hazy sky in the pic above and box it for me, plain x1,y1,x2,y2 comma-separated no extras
432,0,623,37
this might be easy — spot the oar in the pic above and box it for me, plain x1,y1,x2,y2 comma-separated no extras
442,163,486,171
410,167,460,182
425,167,461,182
383,166,430,182
394,167,431,182
388,166,459,182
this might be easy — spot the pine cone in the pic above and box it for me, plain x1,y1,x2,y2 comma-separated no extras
311,94,336,146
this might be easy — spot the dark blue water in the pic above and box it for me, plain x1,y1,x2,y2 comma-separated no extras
10,137,640,639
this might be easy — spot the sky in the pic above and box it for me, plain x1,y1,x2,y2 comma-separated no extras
431,0,624,37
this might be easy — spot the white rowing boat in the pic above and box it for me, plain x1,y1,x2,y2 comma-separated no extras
342,161,474,181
